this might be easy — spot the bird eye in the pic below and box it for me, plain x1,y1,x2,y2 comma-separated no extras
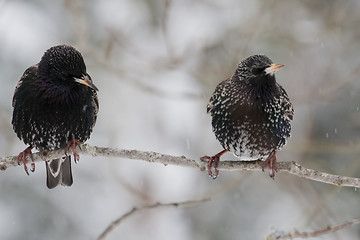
61,71,73,79
251,67,265,75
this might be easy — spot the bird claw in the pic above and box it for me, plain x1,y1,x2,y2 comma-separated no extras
261,150,278,179
30,162,35,172
200,155,219,179
65,139,81,163
200,149,228,179
208,157,220,179
17,146,34,175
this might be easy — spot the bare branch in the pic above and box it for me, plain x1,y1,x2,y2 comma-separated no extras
1,144,360,188
4,145,360,239
267,217,360,239
97,198,210,240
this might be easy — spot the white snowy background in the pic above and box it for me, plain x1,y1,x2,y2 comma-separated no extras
1,0,360,239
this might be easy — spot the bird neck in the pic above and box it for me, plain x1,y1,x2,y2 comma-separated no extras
36,77,85,106
242,75,279,103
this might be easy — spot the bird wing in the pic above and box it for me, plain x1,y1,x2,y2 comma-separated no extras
90,91,99,129
12,64,38,108
206,78,230,114
278,84,294,122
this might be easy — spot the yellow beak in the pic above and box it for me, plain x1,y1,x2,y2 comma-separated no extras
74,75,98,91
264,63,285,75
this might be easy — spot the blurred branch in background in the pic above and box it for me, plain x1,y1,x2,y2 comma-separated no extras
267,217,360,240
1,144,360,188
97,198,210,240
98,204,360,240
98,198,360,240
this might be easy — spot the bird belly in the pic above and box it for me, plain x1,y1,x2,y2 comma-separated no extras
14,104,94,150
226,128,273,161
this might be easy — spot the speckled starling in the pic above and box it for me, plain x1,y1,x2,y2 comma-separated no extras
201,55,293,179
12,45,99,189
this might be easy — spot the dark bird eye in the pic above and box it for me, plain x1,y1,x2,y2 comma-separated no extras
251,67,265,75
60,71,73,79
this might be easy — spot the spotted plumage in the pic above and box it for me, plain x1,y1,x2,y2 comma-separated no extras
12,45,99,189
201,54,293,178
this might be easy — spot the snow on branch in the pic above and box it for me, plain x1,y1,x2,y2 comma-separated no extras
1,144,360,188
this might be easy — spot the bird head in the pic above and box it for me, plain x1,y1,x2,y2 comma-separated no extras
38,45,98,92
235,54,284,83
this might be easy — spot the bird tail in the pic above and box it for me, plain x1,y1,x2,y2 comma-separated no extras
46,156,73,189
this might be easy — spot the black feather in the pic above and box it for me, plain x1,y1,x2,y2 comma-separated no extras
207,54,293,160
12,45,99,189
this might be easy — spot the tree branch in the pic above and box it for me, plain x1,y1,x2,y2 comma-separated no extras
267,217,360,239
1,144,360,188
97,198,210,240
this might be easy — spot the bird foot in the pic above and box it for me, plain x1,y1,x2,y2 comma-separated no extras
65,139,81,163
17,146,35,175
261,150,278,179
200,149,228,179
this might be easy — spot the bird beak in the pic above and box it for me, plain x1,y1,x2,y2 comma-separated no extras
264,63,285,75
74,75,98,91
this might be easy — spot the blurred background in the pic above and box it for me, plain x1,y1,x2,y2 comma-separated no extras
1,0,360,239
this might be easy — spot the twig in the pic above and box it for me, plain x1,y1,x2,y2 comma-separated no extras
267,217,360,239
2,144,360,188
97,198,210,240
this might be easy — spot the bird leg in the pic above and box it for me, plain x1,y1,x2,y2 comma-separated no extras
17,146,34,175
200,149,228,179
65,139,81,163
261,150,278,179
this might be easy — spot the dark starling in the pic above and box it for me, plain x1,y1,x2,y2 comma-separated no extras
201,55,293,179
12,45,99,189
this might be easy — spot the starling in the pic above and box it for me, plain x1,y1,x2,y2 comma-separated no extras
12,45,99,189
201,55,293,179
